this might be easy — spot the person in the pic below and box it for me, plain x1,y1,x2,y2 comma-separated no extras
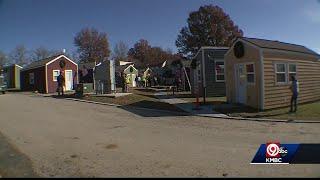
125,74,130,92
121,73,126,93
135,76,139,88
57,71,65,96
289,76,299,112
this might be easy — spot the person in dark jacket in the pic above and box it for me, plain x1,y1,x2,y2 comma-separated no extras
289,76,299,112
57,71,65,96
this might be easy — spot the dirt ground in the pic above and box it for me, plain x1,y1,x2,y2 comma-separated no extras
0,93,319,177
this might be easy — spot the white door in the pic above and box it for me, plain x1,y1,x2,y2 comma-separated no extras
235,64,246,104
65,70,73,91
131,74,136,87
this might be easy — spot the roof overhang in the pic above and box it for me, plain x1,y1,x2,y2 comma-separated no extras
46,55,78,67
191,46,229,60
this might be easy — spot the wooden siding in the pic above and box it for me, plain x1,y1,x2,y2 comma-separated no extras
225,40,262,109
263,54,320,109
47,56,78,93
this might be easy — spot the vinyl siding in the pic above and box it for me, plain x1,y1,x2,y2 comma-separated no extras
263,50,320,109
203,49,227,96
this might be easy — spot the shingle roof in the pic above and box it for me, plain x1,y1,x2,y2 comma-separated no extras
241,37,320,57
22,54,63,71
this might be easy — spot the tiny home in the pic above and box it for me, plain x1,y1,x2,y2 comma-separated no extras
162,58,191,91
116,63,138,87
3,64,23,90
225,37,320,110
94,60,116,94
21,54,78,93
190,47,229,97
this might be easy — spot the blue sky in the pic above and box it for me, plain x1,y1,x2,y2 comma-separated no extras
0,0,320,55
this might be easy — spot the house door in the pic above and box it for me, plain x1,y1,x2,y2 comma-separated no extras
65,70,73,91
235,64,246,104
131,74,136,87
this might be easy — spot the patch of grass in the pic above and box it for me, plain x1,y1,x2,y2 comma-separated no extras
226,101,320,121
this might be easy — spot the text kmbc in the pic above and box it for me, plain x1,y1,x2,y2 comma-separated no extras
265,142,288,163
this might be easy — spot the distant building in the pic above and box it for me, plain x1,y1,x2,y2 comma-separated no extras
21,54,78,93
190,47,229,97
115,62,138,88
3,64,23,90
94,60,116,94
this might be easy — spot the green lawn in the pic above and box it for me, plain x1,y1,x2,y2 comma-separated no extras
226,101,320,121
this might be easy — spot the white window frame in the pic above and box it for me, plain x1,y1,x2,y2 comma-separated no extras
215,60,225,82
288,64,297,82
29,72,34,85
53,70,60,82
245,63,255,85
275,63,288,84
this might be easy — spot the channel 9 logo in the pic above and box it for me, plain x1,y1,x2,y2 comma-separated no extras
265,142,288,163
251,142,320,164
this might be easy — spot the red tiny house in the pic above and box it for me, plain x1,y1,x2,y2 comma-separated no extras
21,54,78,93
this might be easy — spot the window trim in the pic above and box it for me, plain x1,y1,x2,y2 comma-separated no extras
215,60,225,82
274,63,288,85
245,63,255,85
53,70,60,82
288,63,297,82
274,62,297,85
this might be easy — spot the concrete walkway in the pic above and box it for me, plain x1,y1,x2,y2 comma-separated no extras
154,92,228,118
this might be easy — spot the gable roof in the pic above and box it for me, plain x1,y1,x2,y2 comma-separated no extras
22,54,77,71
241,37,320,57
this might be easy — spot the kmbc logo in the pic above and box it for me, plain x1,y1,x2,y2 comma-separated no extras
265,142,288,163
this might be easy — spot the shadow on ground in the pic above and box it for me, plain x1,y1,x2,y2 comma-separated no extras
0,132,38,177
120,100,189,117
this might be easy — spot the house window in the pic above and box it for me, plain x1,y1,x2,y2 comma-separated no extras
53,70,60,81
289,64,297,81
29,73,34,85
215,60,225,82
275,63,287,83
246,63,255,83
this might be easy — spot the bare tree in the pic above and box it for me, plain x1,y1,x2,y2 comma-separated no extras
0,50,7,70
32,46,53,61
113,41,129,65
9,45,30,66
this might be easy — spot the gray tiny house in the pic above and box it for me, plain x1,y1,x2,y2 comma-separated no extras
190,47,229,98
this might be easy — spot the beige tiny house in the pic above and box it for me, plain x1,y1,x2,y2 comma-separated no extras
225,37,320,110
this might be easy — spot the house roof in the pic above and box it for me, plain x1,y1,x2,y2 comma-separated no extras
241,37,320,57
21,54,63,71
192,46,229,60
